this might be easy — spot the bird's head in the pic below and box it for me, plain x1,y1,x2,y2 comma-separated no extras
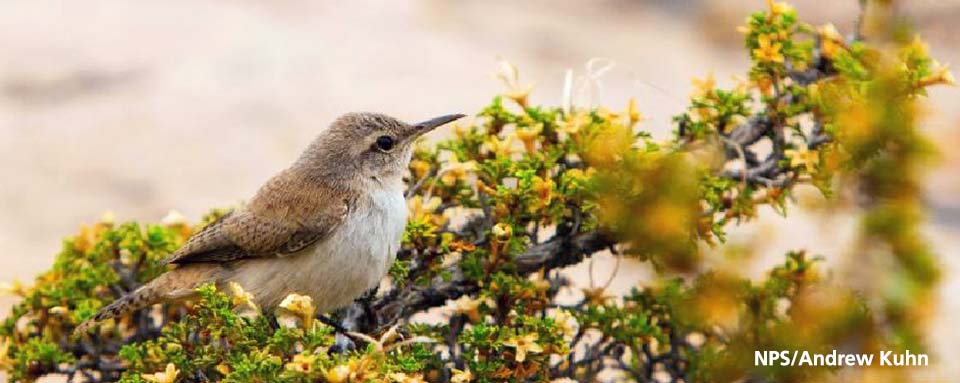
297,112,464,184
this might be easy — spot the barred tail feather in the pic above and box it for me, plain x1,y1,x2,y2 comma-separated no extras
73,266,214,336
73,283,162,335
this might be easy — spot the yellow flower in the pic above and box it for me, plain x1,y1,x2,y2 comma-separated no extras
753,34,784,63
215,363,231,375
409,159,432,179
497,60,534,108
918,61,955,87
818,24,845,59
515,124,542,154
451,368,474,383
0,280,26,297
559,111,591,137
819,23,843,42
624,98,644,126
0,338,13,370
756,75,774,97
942,67,956,86
550,309,579,341
766,0,793,16
388,372,427,383
439,156,477,186
278,293,315,328
784,145,820,173
408,195,443,222
691,72,716,98
228,282,260,318
450,295,483,322
907,34,929,57
491,223,513,241
324,364,352,383
49,306,69,317
285,352,316,373
100,210,116,225
142,363,179,383
596,107,619,121
480,134,516,158
503,333,543,362
530,177,555,211
581,286,615,306
160,210,187,226
452,123,470,139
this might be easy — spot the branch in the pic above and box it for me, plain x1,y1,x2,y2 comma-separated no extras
344,230,615,333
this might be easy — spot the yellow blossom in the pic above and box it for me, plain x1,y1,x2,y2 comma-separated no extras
625,98,644,125
390,372,427,383
408,195,443,224
285,352,316,373
452,123,470,139
0,280,26,297
100,210,116,225
324,364,352,383
818,24,846,59
756,75,774,97
491,223,513,241
918,62,955,87
229,282,260,318
439,156,477,186
215,363,231,375
160,210,186,226
278,293,315,328
596,107,620,121
480,134,516,158
530,177,555,211
515,124,543,154
564,168,595,185
907,34,929,57
503,333,543,362
497,60,534,107
691,72,716,98
409,159,431,179
559,111,591,137
784,145,820,173
0,338,12,370
581,286,615,306
753,34,784,63
766,0,793,16
450,295,483,322
819,23,843,42
142,363,179,383
451,368,474,383
550,309,579,341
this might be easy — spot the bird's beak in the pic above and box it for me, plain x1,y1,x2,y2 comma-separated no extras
411,113,466,136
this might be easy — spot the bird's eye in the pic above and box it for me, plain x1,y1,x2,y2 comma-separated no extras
374,135,395,152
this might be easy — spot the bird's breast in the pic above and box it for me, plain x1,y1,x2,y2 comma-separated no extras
228,182,407,312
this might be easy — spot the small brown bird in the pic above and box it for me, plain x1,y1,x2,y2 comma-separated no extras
75,112,464,333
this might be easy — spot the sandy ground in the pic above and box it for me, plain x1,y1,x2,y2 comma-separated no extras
0,1,957,381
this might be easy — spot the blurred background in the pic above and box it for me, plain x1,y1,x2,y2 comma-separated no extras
0,0,956,380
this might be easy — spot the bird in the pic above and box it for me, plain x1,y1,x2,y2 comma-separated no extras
75,112,464,334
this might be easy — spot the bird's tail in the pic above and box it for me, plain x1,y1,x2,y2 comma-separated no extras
73,267,210,336
74,284,162,335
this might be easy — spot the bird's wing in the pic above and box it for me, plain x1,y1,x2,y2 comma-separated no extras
162,173,351,265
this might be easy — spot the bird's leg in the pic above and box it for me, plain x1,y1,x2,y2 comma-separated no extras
267,313,280,330
358,285,379,331
319,311,359,353
317,314,351,334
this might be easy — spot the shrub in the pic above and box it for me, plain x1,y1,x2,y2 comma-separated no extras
0,1,951,382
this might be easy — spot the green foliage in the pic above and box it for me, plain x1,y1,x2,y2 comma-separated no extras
0,1,951,382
